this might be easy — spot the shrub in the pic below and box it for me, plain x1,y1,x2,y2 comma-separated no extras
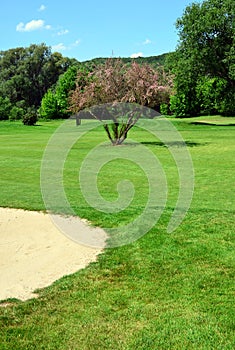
170,94,188,117
217,84,235,116
9,106,24,121
196,77,226,115
170,92,200,118
39,89,61,119
0,97,12,120
22,107,38,125
160,103,169,116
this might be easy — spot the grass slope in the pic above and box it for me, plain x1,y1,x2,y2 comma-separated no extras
0,117,234,349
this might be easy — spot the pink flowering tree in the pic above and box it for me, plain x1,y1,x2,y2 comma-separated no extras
69,59,173,145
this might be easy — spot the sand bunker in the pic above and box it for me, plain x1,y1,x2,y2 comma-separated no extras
0,207,106,301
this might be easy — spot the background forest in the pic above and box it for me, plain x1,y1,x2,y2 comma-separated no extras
0,0,234,124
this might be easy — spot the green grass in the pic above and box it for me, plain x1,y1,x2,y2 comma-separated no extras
181,115,235,125
0,117,235,349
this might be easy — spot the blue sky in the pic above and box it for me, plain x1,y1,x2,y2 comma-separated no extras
1,0,197,62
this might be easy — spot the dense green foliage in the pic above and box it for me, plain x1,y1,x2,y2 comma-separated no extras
171,0,235,117
22,107,38,126
39,89,60,120
0,43,78,122
0,118,234,348
0,97,12,120
39,65,89,119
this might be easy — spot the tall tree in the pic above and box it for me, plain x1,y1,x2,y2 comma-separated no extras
0,43,76,110
172,0,235,116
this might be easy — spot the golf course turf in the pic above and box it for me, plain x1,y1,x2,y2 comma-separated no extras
0,116,234,349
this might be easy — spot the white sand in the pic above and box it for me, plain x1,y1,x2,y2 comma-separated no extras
0,207,106,301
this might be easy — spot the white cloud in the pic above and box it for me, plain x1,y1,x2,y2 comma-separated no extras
52,43,67,51
57,29,69,36
52,39,81,52
38,4,46,12
130,52,143,58
16,19,51,32
72,39,81,46
143,38,151,45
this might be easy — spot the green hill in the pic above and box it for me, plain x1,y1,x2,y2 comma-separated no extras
82,52,170,69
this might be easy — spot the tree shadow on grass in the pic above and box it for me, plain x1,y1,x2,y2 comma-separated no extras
190,121,235,126
141,140,208,148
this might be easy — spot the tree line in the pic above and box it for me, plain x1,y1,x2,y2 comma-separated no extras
0,0,234,125
0,43,77,124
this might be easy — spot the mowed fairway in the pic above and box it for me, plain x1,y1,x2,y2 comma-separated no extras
0,117,235,349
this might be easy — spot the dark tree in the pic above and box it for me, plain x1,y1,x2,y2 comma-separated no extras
0,43,76,110
171,0,235,116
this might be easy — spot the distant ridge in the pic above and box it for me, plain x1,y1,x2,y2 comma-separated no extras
82,52,170,69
